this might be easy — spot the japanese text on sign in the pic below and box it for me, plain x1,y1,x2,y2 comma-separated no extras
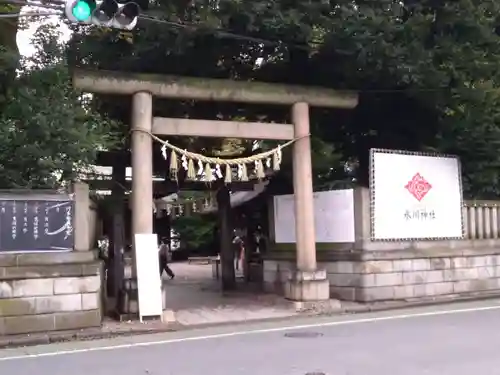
33,202,39,240
23,202,28,234
0,199,74,251
11,202,17,239
44,202,50,234
404,208,436,221
65,205,73,239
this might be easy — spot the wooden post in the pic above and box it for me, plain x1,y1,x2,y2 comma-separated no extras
217,186,236,290
244,226,255,282
107,164,126,303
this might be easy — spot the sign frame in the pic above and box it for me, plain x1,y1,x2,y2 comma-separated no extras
369,148,464,241
0,192,75,253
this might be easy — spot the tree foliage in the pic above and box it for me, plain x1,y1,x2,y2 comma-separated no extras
64,0,500,198
0,3,20,108
0,24,119,189
171,214,216,250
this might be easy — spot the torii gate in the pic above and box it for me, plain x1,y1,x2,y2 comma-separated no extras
73,70,358,302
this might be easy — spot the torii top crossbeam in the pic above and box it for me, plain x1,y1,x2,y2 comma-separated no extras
72,69,358,108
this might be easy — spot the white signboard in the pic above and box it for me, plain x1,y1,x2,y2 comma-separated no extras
134,233,163,322
369,149,463,240
273,189,355,243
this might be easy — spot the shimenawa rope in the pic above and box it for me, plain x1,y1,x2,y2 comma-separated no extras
130,129,308,183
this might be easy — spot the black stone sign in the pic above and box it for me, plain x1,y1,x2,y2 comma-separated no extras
0,198,74,251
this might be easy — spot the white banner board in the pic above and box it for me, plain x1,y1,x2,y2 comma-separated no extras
273,189,355,243
369,149,463,240
134,233,163,322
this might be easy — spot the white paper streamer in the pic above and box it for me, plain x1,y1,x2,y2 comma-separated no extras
161,144,167,159
215,164,223,179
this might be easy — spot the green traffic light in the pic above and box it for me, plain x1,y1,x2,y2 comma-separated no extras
72,1,92,21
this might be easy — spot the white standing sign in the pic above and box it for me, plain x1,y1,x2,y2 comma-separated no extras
273,189,355,243
369,149,463,240
134,233,163,322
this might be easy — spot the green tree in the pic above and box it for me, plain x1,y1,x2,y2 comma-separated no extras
67,0,500,197
171,214,216,250
0,3,20,108
0,24,119,188
308,0,500,197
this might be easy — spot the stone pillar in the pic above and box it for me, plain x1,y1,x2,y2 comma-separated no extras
73,182,90,252
284,102,329,302
131,92,153,237
353,187,371,249
352,186,392,252
291,102,316,272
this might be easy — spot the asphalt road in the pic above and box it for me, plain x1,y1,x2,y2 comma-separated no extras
1,300,500,375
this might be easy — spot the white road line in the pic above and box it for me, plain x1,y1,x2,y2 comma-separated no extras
1,303,499,362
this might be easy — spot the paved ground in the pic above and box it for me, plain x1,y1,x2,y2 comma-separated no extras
1,299,500,375
163,262,299,325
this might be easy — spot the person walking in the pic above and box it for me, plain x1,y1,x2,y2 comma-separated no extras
158,238,175,279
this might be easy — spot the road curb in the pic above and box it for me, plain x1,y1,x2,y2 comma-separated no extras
0,326,179,350
340,292,500,315
1,293,499,350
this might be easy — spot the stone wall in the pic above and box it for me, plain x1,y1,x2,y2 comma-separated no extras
327,247,500,302
263,242,500,302
0,252,102,335
265,187,500,302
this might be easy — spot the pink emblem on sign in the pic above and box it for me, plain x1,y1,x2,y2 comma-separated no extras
405,173,432,201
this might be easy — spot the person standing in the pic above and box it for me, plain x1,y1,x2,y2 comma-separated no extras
158,238,175,279
232,232,244,271
255,227,267,254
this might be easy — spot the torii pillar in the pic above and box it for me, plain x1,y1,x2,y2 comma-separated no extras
130,92,154,236
286,102,326,300
73,70,358,302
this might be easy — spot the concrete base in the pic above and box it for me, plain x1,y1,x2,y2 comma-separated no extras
292,299,342,314
162,309,176,323
284,269,330,301
118,277,169,319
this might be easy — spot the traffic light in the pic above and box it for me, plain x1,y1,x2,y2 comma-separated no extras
65,0,141,30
